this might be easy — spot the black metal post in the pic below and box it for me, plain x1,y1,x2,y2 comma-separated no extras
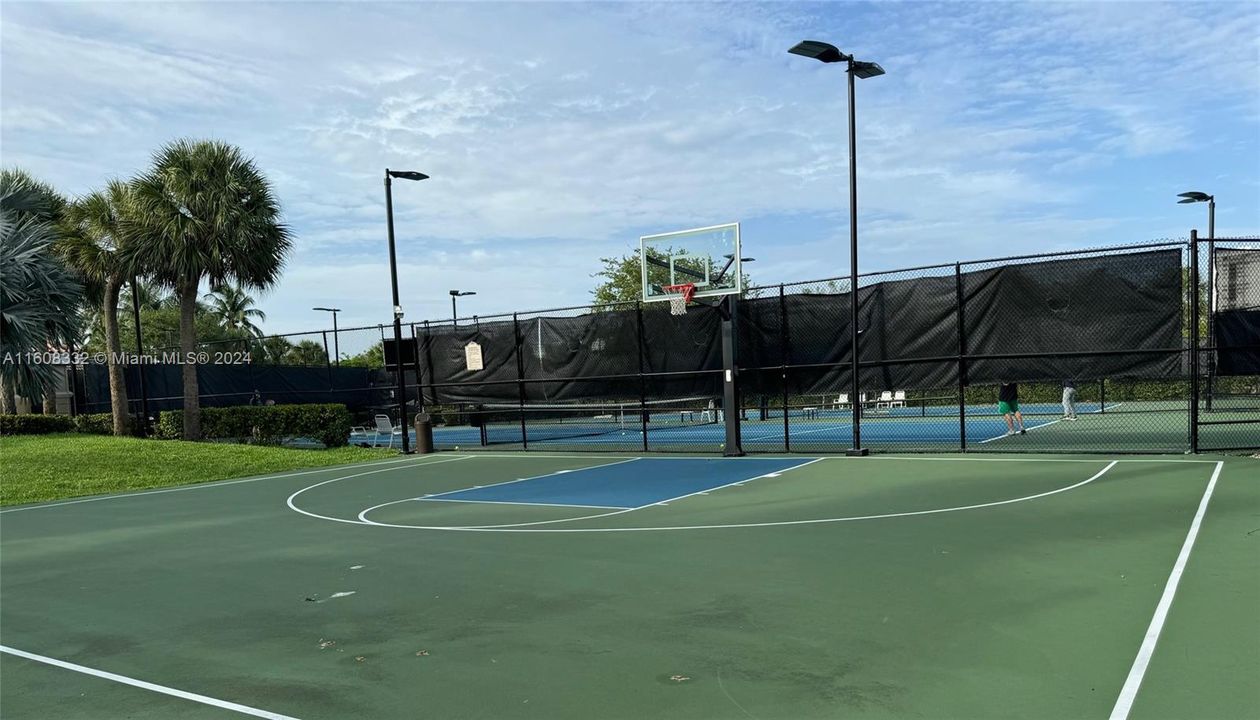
331,310,339,367
410,323,423,413
1205,199,1215,411
423,320,437,410
720,296,743,456
130,277,149,436
845,60,867,457
955,263,967,451
384,170,411,453
451,295,458,326
322,331,333,388
1189,230,1200,453
779,284,790,452
1099,379,1106,413
513,313,528,449
636,302,649,452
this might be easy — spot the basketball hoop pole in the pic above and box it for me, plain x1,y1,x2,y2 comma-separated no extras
720,295,744,457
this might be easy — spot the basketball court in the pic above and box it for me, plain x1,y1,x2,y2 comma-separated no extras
2,452,1256,719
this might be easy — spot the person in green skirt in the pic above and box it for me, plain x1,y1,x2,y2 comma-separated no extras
998,381,1026,436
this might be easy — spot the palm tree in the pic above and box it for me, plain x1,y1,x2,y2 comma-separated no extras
128,140,291,440
0,170,82,414
204,284,267,338
284,339,329,366
61,180,140,435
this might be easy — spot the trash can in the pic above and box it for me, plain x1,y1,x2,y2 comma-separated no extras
413,413,435,454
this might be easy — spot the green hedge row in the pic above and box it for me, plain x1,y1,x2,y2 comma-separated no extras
0,414,75,435
74,413,116,435
154,404,351,447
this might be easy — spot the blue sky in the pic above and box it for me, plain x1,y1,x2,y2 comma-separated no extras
3,1,1257,340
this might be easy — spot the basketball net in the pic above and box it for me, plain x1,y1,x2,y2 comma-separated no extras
663,283,696,315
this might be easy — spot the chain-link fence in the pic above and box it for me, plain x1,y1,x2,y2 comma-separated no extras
81,237,1258,454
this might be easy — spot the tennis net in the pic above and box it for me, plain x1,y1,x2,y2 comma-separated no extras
468,396,721,444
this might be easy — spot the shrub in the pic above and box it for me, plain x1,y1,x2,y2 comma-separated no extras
155,404,351,447
73,413,115,435
0,414,75,435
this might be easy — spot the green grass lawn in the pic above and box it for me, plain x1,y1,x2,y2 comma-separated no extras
0,434,387,506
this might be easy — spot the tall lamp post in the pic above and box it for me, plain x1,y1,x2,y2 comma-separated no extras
385,168,429,454
1178,191,1215,410
313,307,341,366
789,39,883,457
449,290,476,326
130,277,149,436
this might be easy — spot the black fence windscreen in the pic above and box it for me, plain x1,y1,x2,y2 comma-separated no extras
82,238,1258,454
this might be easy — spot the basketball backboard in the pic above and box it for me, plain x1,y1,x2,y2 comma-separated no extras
640,222,742,303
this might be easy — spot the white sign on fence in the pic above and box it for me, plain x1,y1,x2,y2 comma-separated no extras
464,342,484,371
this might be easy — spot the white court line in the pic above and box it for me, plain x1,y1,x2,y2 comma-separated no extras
352,460,1120,532
1109,460,1224,720
410,501,627,511
286,456,475,526
356,458,822,529
0,454,451,515
980,402,1125,445
637,458,826,508
422,457,640,500
0,645,300,719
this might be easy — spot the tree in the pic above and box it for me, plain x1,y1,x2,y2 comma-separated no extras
284,339,328,366
252,336,295,365
340,342,384,368
0,169,82,414
62,180,140,435
128,140,291,440
204,283,267,338
591,249,755,306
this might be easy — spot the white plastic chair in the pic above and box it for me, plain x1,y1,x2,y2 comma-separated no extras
876,390,894,409
892,390,907,408
832,393,849,409
373,414,403,448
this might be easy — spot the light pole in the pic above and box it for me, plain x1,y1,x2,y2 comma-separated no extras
1178,191,1215,410
449,290,476,326
130,277,149,436
789,39,883,457
313,307,341,366
385,168,429,454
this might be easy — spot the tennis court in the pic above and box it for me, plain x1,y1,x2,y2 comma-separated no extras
351,396,1257,454
2,452,1256,719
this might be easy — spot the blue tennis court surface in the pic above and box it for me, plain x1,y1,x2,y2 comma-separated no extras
423,457,814,509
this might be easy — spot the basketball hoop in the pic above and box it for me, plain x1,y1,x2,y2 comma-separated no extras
663,283,696,315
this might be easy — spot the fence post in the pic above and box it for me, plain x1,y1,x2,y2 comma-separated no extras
513,313,528,450
1189,231,1200,453
322,331,333,389
422,321,436,407
955,263,968,452
409,323,423,413
1099,379,1106,413
779,284,790,452
636,302,649,452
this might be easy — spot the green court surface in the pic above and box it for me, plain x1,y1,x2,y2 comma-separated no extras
1,453,1256,719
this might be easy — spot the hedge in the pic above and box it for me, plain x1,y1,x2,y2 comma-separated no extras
0,414,75,435
155,404,352,447
73,413,116,435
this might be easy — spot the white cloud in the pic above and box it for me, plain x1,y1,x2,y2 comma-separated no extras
2,1,1256,335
